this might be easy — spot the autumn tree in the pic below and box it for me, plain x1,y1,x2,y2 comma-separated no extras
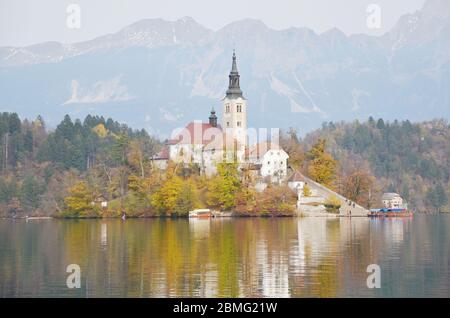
256,186,296,216
341,169,375,208
306,139,337,188
152,175,198,216
63,181,97,217
303,184,312,197
280,128,305,170
174,181,200,216
207,162,241,211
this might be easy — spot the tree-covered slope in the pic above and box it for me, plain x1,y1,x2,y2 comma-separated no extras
300,118,449,212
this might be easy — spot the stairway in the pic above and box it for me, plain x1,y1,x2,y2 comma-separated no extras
298,173,370,217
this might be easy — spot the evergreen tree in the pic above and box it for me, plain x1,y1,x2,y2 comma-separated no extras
20,175,44,210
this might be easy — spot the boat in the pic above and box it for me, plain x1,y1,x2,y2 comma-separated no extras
189,209,213,218
25,216,53,221
369,208,413,218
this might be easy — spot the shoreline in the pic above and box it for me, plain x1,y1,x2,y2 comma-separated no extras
1,213,432,220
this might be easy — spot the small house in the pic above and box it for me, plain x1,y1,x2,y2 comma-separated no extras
382,193,404,209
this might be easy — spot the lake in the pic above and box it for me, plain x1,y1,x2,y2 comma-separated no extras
0,215,449,298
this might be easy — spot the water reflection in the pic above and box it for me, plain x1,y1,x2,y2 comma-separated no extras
0,216,448,298
101,223,107,247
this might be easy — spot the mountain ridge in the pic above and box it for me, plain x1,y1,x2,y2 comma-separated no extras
0,0,448,136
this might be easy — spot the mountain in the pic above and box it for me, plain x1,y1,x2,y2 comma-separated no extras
0,0,449,137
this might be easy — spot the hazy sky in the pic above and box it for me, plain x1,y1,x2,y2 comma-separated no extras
0,0,426,47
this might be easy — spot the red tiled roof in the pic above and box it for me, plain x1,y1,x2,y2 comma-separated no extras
246,142,281,159
203,132,243,151
169,122,222,145
153,146,169,160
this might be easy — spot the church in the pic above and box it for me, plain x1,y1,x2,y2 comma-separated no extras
153,52,289,183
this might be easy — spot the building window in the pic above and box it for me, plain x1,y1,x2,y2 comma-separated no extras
227,122,230,127
237,121,241,127
226,105,230,113
237,105,242,112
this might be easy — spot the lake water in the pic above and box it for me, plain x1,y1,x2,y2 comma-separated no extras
0,215,449,298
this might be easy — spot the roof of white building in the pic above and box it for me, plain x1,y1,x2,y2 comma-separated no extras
287,171,305,183
246,142,286,160
382,193,402,200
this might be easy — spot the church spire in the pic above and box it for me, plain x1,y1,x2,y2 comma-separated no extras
226,50,243,98
231,50,238,73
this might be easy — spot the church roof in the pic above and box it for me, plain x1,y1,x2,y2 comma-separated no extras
382,193,401,200
203,132,244,151
168,122,222,146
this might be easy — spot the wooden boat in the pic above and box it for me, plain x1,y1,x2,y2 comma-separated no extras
189,209,213,218
25,216,53,220
369,208,413,218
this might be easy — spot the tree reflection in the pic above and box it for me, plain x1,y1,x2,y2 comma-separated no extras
1,216,448,298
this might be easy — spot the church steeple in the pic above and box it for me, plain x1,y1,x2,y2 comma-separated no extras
226,50,243,98
222,50,247,150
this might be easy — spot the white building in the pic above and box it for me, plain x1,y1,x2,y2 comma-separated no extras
287,171,305,192
382,193,404,209
247,142,289,183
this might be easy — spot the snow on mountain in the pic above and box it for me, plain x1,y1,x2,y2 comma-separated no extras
0,0,448,136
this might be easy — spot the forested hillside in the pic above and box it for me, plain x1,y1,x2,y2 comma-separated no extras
0,113,159,216
0,113,295,217
0,113,448,216
290,118,450,213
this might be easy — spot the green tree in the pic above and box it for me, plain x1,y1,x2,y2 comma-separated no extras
426,184,448,213
20,175,44,210
174,181,199,216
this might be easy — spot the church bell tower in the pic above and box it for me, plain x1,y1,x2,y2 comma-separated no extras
222,51,247,149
